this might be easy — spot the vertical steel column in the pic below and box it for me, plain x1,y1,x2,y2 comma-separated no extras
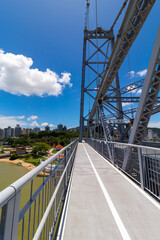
79,28,87,142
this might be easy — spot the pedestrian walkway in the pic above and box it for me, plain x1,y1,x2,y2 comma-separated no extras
60,143,160,240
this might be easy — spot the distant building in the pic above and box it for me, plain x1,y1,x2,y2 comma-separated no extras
11,128,15,138
26,128,32,135
21,128,26,135
15,124,21,137
56,144,63,151
16,147,26,155
57,123,63,131
63,126,67,131
0,129,4,139
148,130,153,140
33,127,40,133
3,126,14,139
45,125,50,132
153,133,158,138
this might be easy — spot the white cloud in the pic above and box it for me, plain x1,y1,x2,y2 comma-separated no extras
137,89,142,94
128,69,147,79
137,69,147,77
126,85,137,93
18,116,25,119
27,115,38,121
122,102,133,107
49,124,55,128
129,71,135,79
41,122,49,127
148,121,160,128
30,121,39,127
41,122,55,128
0,115,28,128
0,50,72,97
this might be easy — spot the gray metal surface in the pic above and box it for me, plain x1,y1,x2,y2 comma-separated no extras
106,78,144,97
89,0,156,122
123,24,160,171
79,27,114,141
99,104,113,161
127,24,160,146
62,143,160,240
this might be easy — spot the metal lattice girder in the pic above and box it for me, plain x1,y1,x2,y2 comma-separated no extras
87,28,114,39
88,0,156,122
107,78,144,97
106,103,160,119
98,104,113,161
104,96,160,102
128,25,160,145
79,28,114,142
122,25,160,171
104,96,140,102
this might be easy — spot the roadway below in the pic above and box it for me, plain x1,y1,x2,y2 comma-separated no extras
59,142,160,240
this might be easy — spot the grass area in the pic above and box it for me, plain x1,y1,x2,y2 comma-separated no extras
24,156,45,166
19,154,46,166
52,149,58,154
16,163,22,167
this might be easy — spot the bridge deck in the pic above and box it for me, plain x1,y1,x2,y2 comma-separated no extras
60,143,160,240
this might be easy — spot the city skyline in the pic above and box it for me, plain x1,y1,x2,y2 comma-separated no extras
0,115,56,130
0,123,69,139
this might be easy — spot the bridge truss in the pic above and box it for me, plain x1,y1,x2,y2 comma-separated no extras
79,0,160,171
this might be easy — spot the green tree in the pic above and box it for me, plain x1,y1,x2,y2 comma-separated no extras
10,153,18,160
29,132,37,139
32,142,50,156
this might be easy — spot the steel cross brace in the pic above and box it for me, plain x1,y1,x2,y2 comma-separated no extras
123,25,160,171
98,104,113,162
88,0,156,123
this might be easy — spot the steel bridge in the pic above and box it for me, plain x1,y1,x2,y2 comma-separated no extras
1,0,160,239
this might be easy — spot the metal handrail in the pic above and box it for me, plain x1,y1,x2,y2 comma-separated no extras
33,144,76,240
88,138,160,152
85,137,160,202
0,139,78,240
0,139,77,208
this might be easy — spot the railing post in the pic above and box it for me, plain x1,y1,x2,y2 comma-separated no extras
138,147,145,189
112,143,115,165
64,149,67,192
0,189,21,240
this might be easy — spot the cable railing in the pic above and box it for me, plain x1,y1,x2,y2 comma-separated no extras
85,138,160,202
0,139,78,240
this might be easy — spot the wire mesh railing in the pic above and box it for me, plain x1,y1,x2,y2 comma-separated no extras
0,139,78,240
85,138,160,201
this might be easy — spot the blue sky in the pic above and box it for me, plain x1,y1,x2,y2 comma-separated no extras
0,0,159,129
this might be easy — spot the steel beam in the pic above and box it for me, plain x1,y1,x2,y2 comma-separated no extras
123,25,160,170
79,29,87,142
104,96,140,102
99,104,113,161
107,78,144,97
88,0,156,123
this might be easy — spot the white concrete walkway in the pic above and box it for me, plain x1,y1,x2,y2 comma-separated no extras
61,143,160,240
